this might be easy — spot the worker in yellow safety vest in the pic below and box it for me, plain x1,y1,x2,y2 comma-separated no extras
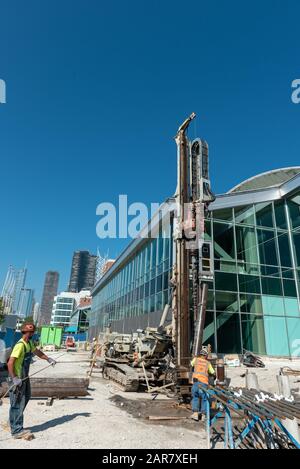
6,323,57,439
190,348,215,421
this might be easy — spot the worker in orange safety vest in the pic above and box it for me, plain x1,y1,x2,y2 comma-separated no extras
190,348,215,421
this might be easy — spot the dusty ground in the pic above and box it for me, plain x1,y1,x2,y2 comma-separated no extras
225,357,300,394
1,351,299,449
0,350,207,449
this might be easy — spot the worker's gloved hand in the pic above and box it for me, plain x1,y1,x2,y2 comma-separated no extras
47,357,57,366
13,377,22,387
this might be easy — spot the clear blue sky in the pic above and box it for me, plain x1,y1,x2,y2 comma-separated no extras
0,0,299,301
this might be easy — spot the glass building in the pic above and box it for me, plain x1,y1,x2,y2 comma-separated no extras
17,288,34,318
51,293,77,328
68,305,91,334
90,168,300,357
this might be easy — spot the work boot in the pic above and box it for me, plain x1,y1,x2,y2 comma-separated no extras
200,413,207,423
13,430,34,440
190,412,199,421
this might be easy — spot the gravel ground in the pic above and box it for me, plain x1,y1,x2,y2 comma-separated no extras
0,350,207,449
1,351,299,449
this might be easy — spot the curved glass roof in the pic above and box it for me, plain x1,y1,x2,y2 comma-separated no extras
228,167,300,193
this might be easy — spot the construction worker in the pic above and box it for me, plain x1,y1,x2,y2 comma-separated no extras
6,322,57,439
190,348,215,421
90,337,97,358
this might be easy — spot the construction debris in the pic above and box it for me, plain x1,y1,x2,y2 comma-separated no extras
225,357,241,367
280,367,300,376
241,350,265,368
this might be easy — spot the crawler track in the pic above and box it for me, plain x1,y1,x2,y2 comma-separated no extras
102,362,139,392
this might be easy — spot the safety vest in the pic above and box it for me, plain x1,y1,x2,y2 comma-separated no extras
193,357,209,384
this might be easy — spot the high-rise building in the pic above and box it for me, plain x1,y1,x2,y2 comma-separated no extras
17,288,34,318
68,251,97,293
12,268,27,314
39,271,59,325
51,290,91,328
1,266,27,315
33,302,40,324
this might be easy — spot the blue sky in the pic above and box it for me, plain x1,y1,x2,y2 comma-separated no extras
0,0,299,301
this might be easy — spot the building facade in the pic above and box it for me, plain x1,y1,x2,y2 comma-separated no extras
39,271,59,325
17,288,34,318
90,168,300,358
51,290,91,328
68,296,92,333
51,292,77,328
68,251,97,293
33,302,40,324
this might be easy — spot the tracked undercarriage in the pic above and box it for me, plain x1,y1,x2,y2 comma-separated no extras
102,359,154,392
99,327,175,392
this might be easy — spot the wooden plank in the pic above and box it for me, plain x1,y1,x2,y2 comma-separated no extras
146,382,175,393
0,377,90,398
148,415,187,421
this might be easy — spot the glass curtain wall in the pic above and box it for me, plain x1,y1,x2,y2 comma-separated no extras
92,225,172,332
205,195,300,356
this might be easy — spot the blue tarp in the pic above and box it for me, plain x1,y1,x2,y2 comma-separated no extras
0,328,20,348
64,326,77,333
0,329,39,348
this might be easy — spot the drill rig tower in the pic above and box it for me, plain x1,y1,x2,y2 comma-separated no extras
173,113,215,391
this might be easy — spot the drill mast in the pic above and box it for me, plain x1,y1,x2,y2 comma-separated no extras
173,113,215,378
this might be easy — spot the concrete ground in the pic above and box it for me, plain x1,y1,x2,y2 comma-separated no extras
225,356,300,394
1,351,299,449
0,350,207,449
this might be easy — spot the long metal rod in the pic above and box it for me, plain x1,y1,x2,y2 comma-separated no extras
210,386,274,419
174,113,196,367
243,389,300,419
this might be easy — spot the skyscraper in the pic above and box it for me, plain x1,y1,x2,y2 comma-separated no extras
17,288,34,318
12,268,27,314
68,251,97,293
39,271,59,325
33,302,40,324
1,265,27,315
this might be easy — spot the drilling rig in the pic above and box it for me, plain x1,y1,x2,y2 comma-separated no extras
172,113,215,396
99,113,215,395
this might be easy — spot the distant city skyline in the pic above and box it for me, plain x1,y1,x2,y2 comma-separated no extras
0,248,102,306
